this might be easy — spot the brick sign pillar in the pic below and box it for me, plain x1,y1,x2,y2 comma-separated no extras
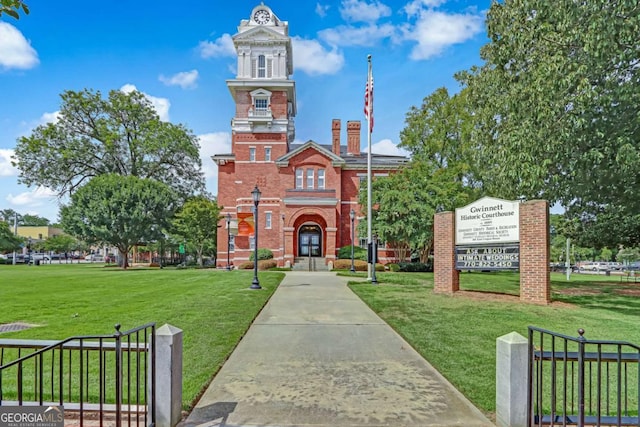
434,211,459,294
519,200,550,304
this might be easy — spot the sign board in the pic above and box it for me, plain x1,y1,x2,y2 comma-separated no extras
455,197,520,245
455,244,520,270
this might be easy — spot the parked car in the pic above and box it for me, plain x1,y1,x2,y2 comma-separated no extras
31,253,51,261
623,261,640,271
84,254,105,262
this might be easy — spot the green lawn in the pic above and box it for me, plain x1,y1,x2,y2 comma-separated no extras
348,271,640,419
0,264,284,409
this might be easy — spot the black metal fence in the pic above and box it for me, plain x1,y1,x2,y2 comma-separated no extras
528,326,640,426
0,323,155,427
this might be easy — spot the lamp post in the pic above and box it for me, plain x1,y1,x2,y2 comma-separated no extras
226,213,232,270
371,233,378,284
350,210,356,273
250,186,262,289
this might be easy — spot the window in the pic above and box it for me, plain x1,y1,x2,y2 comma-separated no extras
318,169,325,189
265,147,271,162
265,212,272,229
255,98,268,111
229,235,235,252
257,55,266,78
295,169,303,189
306,169,314,189
249,147,256,162
250,236,255,250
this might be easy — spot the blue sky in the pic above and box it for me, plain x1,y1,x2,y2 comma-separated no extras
0,0,491,222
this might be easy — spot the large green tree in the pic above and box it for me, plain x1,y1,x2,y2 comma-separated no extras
14,89,205,199
462,0,640,213
171,196,221,267
60,174,178,269
0,221,22,252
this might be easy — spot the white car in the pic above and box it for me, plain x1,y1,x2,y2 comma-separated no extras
85,254,104,262
31,253,51,261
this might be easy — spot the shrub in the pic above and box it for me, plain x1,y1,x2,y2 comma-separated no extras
238,259,277,270
398,262,433,272
337,245,368,261
387,263,400,272
332,259,387,272
249,248,274,261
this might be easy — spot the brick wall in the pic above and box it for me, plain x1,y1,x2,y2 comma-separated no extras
519,200,550,304
434,211,459,294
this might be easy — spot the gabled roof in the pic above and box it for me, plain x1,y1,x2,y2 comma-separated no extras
233,25,288,44
275,140,345,167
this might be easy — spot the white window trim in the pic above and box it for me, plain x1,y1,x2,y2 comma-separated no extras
306,168,314,189
265,211,272,229
265,146,272,162
295,169,303,189
249,147,256,162
318,169,325,189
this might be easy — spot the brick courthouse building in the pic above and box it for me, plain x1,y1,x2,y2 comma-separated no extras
214,4,408,268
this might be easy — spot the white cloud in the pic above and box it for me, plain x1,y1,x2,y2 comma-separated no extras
315,2,330,17
0,22,39,70
404,0,448,17
159,70,199,89
404,10,484,60
371,139,410,157
319,23,396,47
0,149,18,177
291,37,345,76
340,0,392,23
39,111,60,125
198,132,231,197
7,186,57,207
198,34,235,59
120,84,171,122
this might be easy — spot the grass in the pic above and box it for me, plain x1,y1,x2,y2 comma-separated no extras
347,270,640,419
0,263,285,409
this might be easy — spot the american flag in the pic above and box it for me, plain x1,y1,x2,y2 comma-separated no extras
364,74,373,132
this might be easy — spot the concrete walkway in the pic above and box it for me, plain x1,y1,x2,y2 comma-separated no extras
180,272,494,427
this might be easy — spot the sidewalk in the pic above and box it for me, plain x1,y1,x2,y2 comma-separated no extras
180,271,494,427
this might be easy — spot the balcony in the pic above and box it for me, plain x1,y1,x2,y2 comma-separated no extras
248,107,273,125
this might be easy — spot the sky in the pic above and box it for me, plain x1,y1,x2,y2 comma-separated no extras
0,0,492,223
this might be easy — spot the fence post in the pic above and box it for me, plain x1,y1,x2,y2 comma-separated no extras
154,324,183,427
577,328,586,427
496,332,529,427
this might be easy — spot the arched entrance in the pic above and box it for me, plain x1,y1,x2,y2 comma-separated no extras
298,224,322,257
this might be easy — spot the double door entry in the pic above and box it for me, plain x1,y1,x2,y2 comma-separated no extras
299,225,322,257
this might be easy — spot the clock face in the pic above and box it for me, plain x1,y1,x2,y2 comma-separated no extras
253,9,270,24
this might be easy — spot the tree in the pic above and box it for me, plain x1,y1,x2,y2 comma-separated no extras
399,87,482,190
0,209,20,224
171,196,221,267
60,174,178,269
0,221,22,252
21,214,50,226
43,234,78,262
14,89,205,199
0,0,28,19
462,0,640,213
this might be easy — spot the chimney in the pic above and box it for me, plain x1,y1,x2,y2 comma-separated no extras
347,121,361,156
332,119,341,156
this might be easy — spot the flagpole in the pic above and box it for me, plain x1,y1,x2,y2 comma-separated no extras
366,54,373,280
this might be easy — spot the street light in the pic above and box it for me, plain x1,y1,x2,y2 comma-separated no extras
371,233,378,285
250,186,262,289
226,213,232,271
350,209,356,273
